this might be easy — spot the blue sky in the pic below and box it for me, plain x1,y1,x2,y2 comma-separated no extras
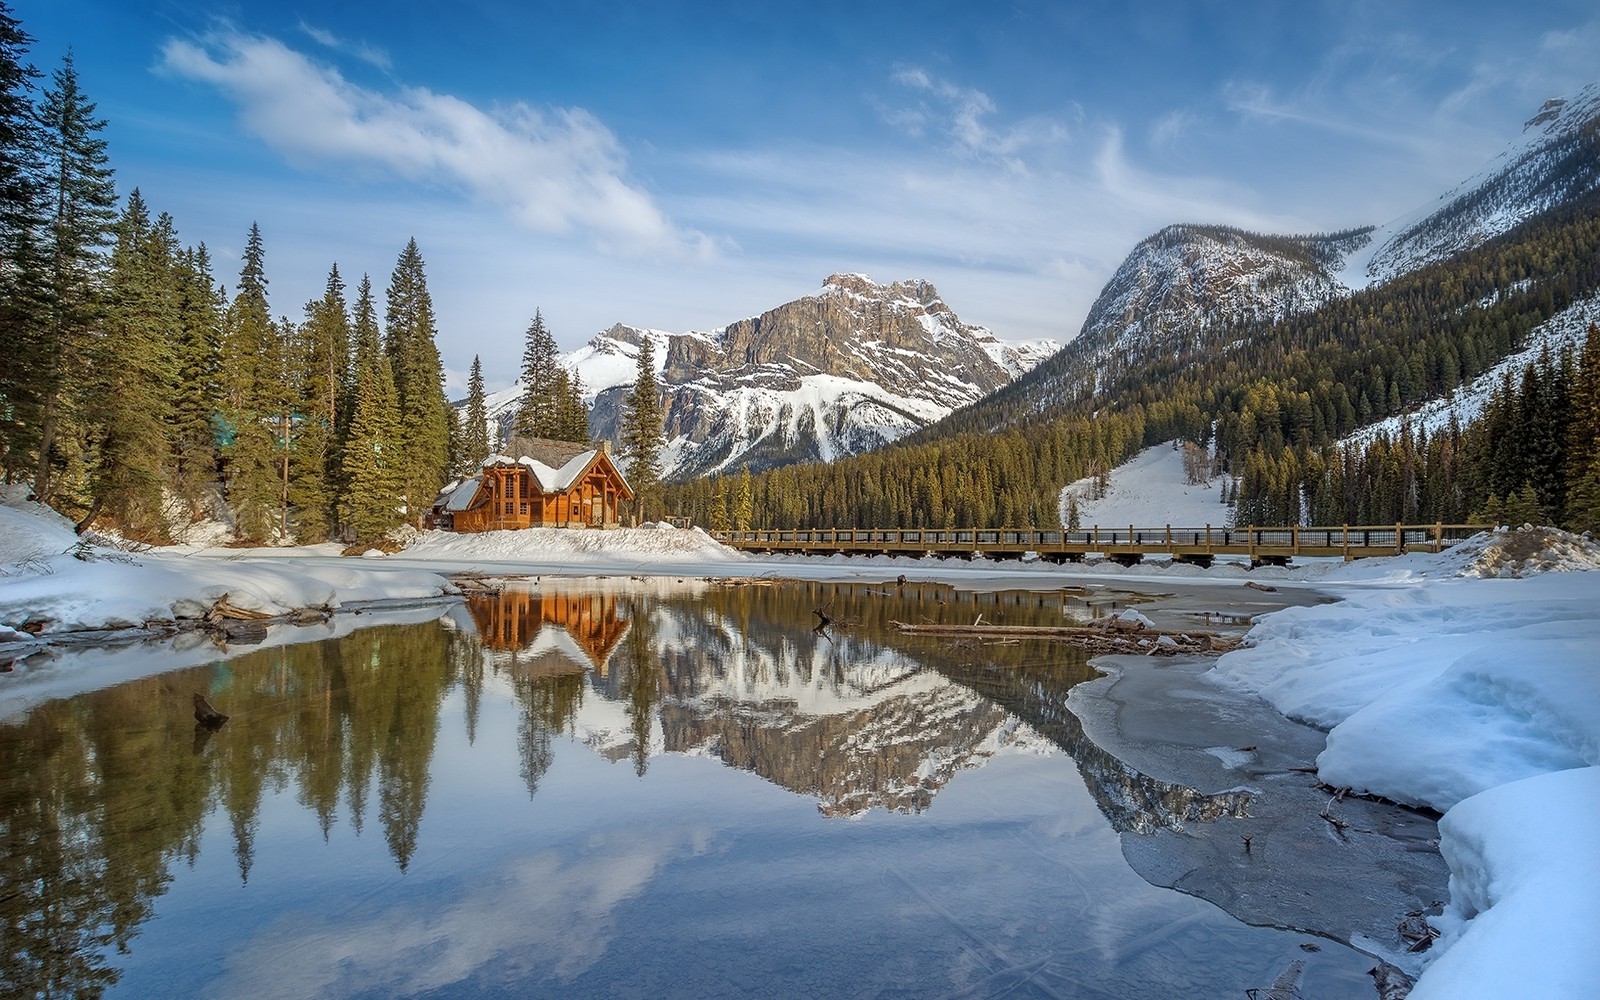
13,0,1600,393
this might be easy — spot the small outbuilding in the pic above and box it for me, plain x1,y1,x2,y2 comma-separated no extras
433,436,633,532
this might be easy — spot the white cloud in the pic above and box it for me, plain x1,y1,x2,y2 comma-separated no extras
160,28,705,255
884,66,1070,172
296,21,391,72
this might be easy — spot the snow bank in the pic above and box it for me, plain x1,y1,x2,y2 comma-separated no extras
1410,767,1600,1000
1,496,456,639
403,523,744,565
1210,541,1600,997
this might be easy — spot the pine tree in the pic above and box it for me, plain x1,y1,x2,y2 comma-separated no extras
302,263,350,507
513,309,559,439
219,224,280,542
619,335,663,521
341,275,404,541
1565,323,1600,533
383,238,450,525
461,354,490,471
555,367,591,444
708,477,730,532
166,240,222,514
0,1,44,483
32,50,116,504
734,465,753,532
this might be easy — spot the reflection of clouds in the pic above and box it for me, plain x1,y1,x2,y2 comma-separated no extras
210,824,715,999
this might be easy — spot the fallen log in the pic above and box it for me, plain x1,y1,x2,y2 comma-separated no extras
207,594,274,621
886,620,1240,655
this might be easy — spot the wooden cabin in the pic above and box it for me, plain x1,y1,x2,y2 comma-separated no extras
434,436,634,532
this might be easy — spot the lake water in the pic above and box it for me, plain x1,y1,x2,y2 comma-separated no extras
2,578,1379,998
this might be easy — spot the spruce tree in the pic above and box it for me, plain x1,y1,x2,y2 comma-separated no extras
734,465,753,531
552,367,591,444
1565,323,1600,533
383,238,450,525
514,309,559,439
167,240,222,514
461,354,490,471
341,275,404,541
0,1,44,483
219,224,281,542
77,190,176,538
619,335,663,521
32,50,116,504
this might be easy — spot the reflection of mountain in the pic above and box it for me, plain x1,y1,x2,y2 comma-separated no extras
933,658,1252,835
570,585,1054,816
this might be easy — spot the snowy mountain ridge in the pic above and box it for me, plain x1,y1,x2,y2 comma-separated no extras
1079,83,1599,370
478,274,1058,478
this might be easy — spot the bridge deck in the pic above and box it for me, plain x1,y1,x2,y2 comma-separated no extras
711,524,1482,565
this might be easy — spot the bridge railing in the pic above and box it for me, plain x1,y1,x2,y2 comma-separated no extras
712,523,1484,556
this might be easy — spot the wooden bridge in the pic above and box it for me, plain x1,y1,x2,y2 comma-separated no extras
711,523,1484,567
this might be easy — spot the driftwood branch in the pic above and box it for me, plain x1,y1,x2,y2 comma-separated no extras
192,693,229,729
886,619,1239,656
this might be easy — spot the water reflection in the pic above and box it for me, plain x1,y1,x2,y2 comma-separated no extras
1,579,1333,1000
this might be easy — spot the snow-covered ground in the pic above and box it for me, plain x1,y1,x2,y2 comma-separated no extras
3,485,1598,998
1059,441,1233,528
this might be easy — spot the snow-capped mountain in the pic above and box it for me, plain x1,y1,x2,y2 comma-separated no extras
479,274,1057,478
1352,82,1600,284
973,83,1600,425
1072,224,1373,378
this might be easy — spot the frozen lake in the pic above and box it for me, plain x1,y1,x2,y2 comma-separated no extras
2,578,1386,998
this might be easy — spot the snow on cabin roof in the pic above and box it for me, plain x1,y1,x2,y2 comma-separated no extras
480,443,633,497
442,478,481,512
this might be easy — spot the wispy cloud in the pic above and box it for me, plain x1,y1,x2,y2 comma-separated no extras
883,66,1070,173
160,27,708,255
296,20,391,72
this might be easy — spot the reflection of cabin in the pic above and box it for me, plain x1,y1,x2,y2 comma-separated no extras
466,588,630,676
433,436,633,532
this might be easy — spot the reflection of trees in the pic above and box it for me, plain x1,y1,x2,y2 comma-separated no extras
514,671,584,797
0,619,473,999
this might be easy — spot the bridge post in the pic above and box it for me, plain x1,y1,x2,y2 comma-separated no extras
1395,522,1403,554
1292,524,1299,555
1434,521,1443,553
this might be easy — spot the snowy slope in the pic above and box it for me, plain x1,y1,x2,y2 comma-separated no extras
1348,82,1600,286
1345,289,1600,445
1057,442,1234,528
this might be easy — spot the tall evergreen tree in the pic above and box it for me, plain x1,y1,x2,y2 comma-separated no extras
552,367,591,444
513,309,559,439
296,264,349,537
32,49,116,504
341,275,404,541
618,335,663,521
77,190,175,537
219,223,281,542
166,240,223,514
1566,323,1600,533
461,354,490,471
0,1,44,483
383,238,450,525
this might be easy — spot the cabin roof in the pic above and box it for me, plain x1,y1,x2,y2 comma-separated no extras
441,477,481,512
480,436,633,497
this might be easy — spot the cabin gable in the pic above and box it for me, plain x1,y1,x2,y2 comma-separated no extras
440,437,633,533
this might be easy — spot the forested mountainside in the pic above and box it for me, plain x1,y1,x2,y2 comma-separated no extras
657,83,1600,533
662,192,1600,533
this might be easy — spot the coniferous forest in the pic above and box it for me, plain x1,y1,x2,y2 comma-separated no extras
0,7,469,544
